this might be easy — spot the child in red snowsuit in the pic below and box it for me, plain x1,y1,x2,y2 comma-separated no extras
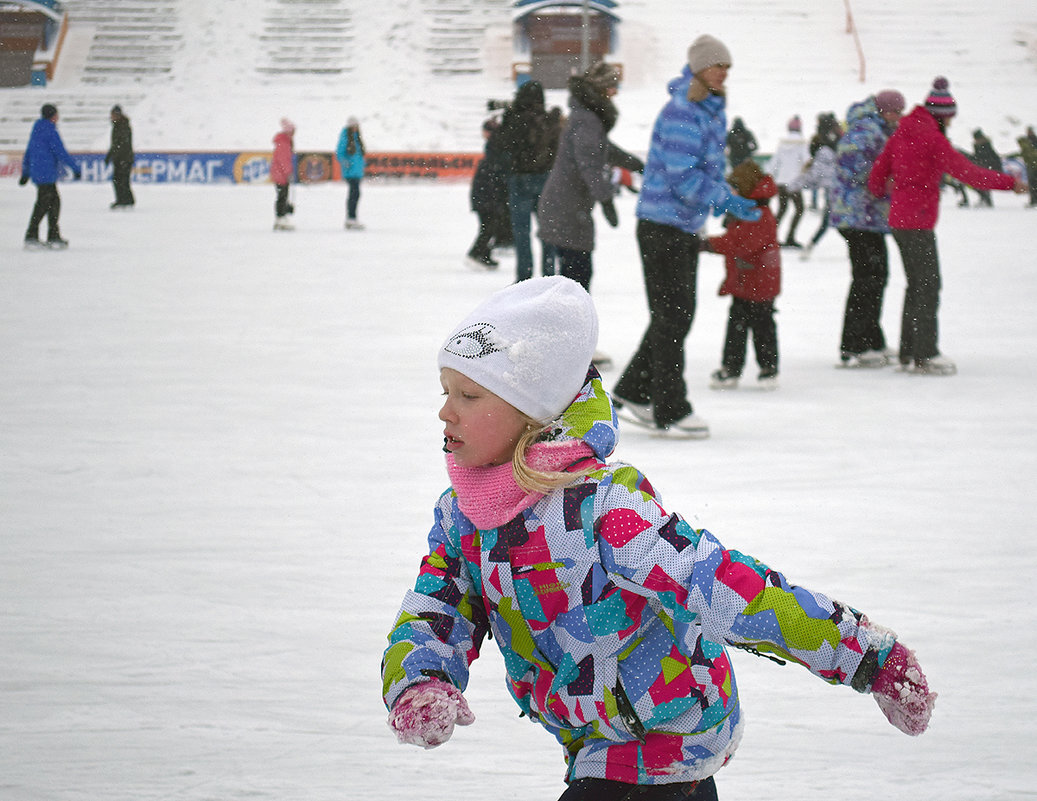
701,159,782,389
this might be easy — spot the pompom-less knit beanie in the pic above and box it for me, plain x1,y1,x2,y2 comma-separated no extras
875,89,906,115
924,76,957,117
438,277,598,424
686,34,732,74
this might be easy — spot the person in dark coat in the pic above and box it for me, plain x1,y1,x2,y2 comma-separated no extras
725,116,758,171
1017,132,1037,206
970,129,1001,207
467,118,510,268
496,80,562,281
19,103,81,249
537,61,626,291
105,105,135,209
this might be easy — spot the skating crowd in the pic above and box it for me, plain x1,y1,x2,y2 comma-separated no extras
374,34,1037,801
457,50,1030,440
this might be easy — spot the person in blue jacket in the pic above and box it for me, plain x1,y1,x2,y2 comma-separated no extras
336,116,366,229
20,103,81,249
613,36,760,439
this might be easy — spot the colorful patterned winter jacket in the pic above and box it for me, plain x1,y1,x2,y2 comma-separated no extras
382,371,892,786
829,97,895,233
636,66,737,235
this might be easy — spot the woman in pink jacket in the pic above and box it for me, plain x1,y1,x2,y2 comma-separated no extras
868,77,1025,375
272,118,295,230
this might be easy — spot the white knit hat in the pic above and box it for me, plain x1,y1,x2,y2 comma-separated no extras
438,277,598,424
687,34,732,74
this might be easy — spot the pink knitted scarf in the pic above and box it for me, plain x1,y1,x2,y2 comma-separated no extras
446,440,595,529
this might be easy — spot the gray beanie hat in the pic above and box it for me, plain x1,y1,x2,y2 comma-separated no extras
687,34,732,74
438,277,598,424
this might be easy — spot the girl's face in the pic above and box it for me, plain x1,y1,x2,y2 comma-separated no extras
439,368,530,468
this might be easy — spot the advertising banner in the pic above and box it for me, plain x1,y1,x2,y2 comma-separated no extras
1,151,481,183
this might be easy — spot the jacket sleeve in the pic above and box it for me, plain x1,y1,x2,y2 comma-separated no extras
867,144,893,198
607,140,644,173
594,472,885,690
381,491,490,709
939,138,1016,191
49,127,78,174
707,216,774,261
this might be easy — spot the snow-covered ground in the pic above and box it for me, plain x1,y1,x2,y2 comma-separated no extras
2,178,1036,800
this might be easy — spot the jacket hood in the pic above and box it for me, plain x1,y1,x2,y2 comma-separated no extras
845,96,897,137
898,105,942,140
548,366,618,461
513,80,545,111
567,76,619,132
747,173,778,200
666,65,695,100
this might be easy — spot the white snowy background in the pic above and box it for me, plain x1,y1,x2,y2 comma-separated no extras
2,1,1037,800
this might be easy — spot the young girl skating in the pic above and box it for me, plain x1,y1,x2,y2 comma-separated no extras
381,276,934,801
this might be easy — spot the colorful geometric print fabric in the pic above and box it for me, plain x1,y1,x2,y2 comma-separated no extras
382,375,884,785
828,96,896,233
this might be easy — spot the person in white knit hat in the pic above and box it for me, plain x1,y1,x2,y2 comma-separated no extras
381,274,936,801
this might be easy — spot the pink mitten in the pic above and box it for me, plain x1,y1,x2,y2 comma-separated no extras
870,641,936,736
387,679,475,749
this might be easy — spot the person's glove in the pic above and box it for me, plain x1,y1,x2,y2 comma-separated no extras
19,174,29,186
610,166,639,194
713,193,761,221
601,199,619,227
869,641,936,736
387,679,475,749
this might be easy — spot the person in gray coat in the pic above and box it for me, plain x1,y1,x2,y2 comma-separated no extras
537,62,632,291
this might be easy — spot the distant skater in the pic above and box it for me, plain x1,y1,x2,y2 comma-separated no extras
272,118,296,231
105,105,135,209
19,103,81,250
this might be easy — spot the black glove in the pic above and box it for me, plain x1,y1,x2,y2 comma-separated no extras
19,174,29,186
73,170,82,181
601,199,618,228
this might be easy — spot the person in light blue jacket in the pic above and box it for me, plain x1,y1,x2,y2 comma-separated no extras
19,103,81,249
613,36,760,439
336,116,366,229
